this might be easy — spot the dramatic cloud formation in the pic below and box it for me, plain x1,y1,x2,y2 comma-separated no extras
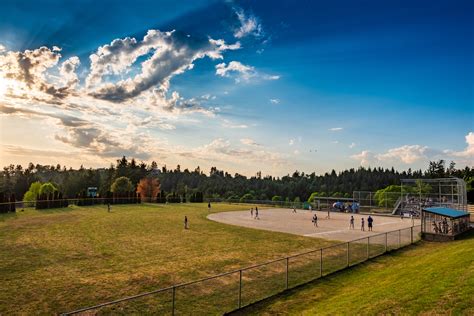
215,61,279,83
88,30,240,102
0,46,70,99
0,26,252,169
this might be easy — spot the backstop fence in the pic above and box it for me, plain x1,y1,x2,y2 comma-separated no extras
62,225,422,316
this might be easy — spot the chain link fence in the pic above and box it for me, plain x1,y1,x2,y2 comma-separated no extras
62,225,421,315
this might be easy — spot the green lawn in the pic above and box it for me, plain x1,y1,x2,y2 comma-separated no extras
232,230,474,316
0,203,335,314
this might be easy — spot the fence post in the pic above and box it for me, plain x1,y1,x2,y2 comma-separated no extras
366,237,369,259
238,269,242,308
398,229,401,248
320,248,323,277
286,257,289,289
347,242,350,267
172,286,176,316
410,226,413,244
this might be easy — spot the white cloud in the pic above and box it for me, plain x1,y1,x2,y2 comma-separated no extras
59,56,80,88
289,139,295,146
329,127,343,131
352,145,428,166
376,145,428,164
215,60,279,83
181,138,286,167
294,149,300,155
216,61,254,81
270,98,280,104
89,31,240,102
443,132,474,166
233,8,263,39
351,150,375,166
0,44,5,53
240,138,261,146
222,119,248,129
349,142,356,149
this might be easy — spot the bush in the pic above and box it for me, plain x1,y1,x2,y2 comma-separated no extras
23,182,42,203
39,183,57,195
240,193,255,203
111,177,133,194
271,195,283,202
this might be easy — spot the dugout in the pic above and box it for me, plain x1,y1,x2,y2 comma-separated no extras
421,207,471,241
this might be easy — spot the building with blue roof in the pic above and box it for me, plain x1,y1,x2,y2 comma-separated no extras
421,207,470,241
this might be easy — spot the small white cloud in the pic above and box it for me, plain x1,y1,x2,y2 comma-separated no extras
294,149,300,155
262,74,280,80
215,61,279,83
256,48,264,54
222,119,248,129
329,127,343,132
240,138,260,146
270,98,280,104
349,142,356,149
52,46,62,52
289,139,295,146
332,141,339,144
234,8,263,39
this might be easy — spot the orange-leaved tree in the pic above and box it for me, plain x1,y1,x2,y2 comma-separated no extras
137,177,161,201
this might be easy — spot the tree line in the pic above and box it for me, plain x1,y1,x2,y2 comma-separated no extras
0,157,473,204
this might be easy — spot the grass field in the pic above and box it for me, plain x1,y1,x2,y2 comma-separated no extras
0,203,336,314
232,230,474,316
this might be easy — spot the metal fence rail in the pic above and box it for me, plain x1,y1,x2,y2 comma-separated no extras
62,225,422,315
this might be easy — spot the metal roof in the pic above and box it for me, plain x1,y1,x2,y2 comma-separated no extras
423,207,469,219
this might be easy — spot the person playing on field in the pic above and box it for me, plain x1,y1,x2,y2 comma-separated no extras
107,202,111,213
184,216,189,229
361,217,365,231
350,215,355,229
251,208,254,217
208,202,211,211
367,215,373,231
326,209,330,219
312,214,318,227
293,207,297,213
255,207,259,219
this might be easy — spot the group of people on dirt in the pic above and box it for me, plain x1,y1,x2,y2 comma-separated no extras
311,213,373,232
250,206,259,219
332,201,360,213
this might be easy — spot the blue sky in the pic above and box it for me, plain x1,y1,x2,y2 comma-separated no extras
0,0,472,176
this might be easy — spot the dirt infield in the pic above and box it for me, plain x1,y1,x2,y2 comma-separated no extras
208,208,420,242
